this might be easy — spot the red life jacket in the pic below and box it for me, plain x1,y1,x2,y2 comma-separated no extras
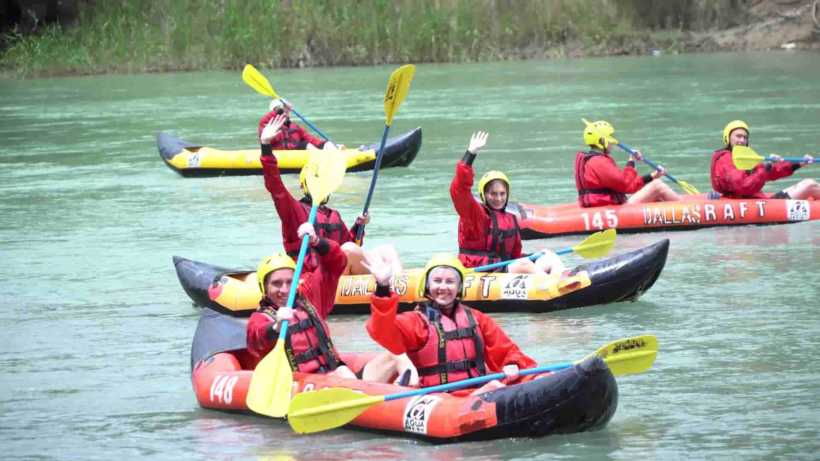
285,200,348,267
574,151,627,207
279,296,343,374
458,208,520,267
408,303,487,387
710,149,732,194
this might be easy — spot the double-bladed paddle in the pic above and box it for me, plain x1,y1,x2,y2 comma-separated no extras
242,63,333,142
245,151,348,418
287,334,658,434
472,228,616,272
731,145,812,171
354,64,416,244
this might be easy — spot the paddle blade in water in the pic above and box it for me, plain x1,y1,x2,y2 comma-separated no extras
589,334,658,377
731,145,765,170
246,341,293,418
303,152,348,204
242,64,277,98
572,228,617,259
288,387,385,434
383,64,415,126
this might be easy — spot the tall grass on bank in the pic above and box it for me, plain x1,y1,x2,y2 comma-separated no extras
0,0,745,78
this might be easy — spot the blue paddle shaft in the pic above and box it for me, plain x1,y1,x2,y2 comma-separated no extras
472,246,572,272
774,156,806,164
278,204,319,343
291,107,331,142
616,143,683,184
384,361,574,402
355,124,391,242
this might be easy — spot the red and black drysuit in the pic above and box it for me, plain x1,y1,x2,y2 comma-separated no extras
258,110,327,150
245,238,347,373
710,148,800,199
574,150,653,207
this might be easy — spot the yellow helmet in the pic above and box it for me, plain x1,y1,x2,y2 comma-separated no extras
478,170,510,203
256,253,296,293
582,119,618,150
416,254,469,299
722,120,749,146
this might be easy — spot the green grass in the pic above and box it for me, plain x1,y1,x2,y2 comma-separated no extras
0,0,749,78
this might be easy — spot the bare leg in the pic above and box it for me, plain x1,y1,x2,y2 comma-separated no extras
346,243,403,276
534,249,566,275
508,258,539,274
331,365,357,380
627,179,681,204
361,352,417,384
782,179,820,200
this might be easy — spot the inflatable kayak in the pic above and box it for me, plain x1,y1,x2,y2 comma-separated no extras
510,196,818,238
157,127,422,177
173,239,668,317
190,307,618,441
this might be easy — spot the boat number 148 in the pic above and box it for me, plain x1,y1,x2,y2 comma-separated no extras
581,210,618,230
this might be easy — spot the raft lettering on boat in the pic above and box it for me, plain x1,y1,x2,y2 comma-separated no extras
641,201,770,226
787,200,810,221
403,395,441,435
339,275,410,297
501,275,529,300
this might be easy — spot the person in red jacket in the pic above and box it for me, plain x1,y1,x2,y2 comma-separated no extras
258,98,343,151
246,222,417,383
259,112,402,275
575,120,680,207
451,131,564,275
363,253,536,392
711,120,818,199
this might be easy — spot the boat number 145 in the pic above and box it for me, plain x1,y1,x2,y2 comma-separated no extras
581,210,618,230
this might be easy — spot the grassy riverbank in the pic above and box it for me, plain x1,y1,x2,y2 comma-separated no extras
0,0,792,78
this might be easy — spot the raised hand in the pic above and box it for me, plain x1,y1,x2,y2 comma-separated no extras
467,131,489,154
260,113,288,144
361,250,393,286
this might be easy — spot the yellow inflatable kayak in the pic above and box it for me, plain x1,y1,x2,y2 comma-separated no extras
157,128,422,177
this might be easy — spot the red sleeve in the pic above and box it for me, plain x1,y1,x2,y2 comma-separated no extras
713,152,771,196
450,160,488,233
587,156,645,194
366,293,429,355
767,161,797,181
302,239,347,318
246,311,276,364
261,155,306,243
472,309,536,372
295,124,326,149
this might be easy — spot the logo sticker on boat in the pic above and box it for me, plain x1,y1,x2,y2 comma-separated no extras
501,275,529,299
786,200,810,221
187,152,200,167
403,395,441,434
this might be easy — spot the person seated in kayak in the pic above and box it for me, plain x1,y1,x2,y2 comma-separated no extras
451,131,564,275
363,253,536,393
246,223,418,384
258,98,344,151
711,120,818,199
576,120,680,207
259,113,402,275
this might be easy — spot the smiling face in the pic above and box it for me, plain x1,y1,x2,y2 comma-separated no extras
426,266,461,309
728,128,749,148
483,180,508,210
264,268,294,307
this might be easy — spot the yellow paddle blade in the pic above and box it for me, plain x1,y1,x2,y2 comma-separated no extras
288,388,385,434
246,341,294,418
731,145,765,170
583,334,658,377
677,179,700,195
383,64,415,126
572,228,617,259
303,151,348,204
242,64,278,98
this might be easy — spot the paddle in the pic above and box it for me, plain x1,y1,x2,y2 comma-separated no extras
242,63,332,142
615,142,700,195
354,64,416,244
472,228,616,272
731,145,809,171
245,151,348,418
287,334,658,434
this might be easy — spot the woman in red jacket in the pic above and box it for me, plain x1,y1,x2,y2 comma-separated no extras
575,120,680,207
711,120,818,199
364,253,535,392
259,112,402,275
246,222,417,384
450,131,563,275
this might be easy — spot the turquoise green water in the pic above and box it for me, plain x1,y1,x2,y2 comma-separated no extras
1,51,818,460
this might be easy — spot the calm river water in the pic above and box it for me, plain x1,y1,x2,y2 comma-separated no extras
1,51,818,460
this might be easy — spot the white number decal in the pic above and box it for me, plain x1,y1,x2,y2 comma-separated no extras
209,375,239,404
581,211,618,230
